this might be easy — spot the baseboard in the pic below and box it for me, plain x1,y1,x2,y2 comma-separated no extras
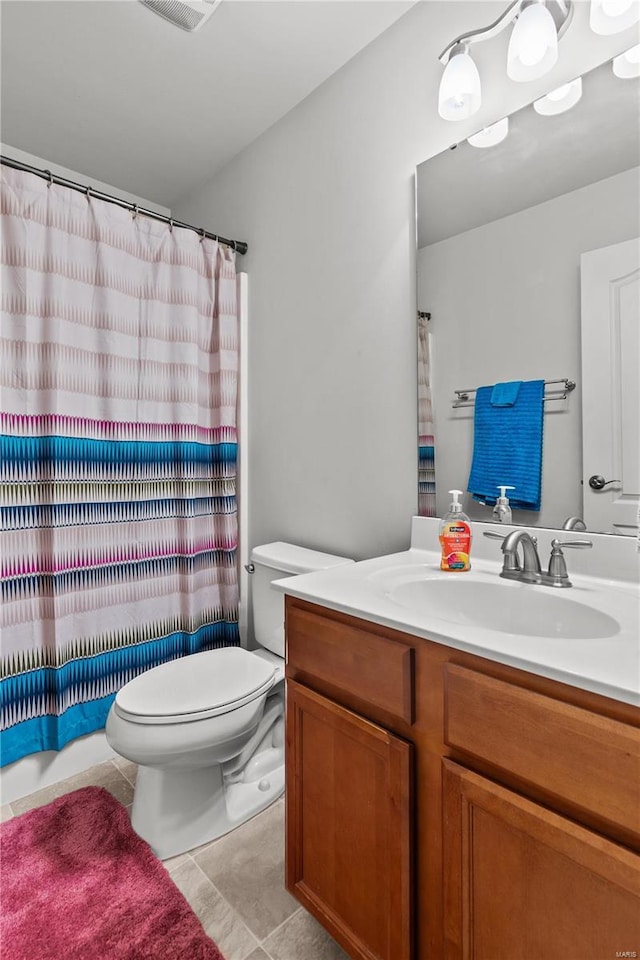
0,730,118,805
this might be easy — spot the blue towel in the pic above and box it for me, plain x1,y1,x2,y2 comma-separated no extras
467,379,545,511
491,380,521,406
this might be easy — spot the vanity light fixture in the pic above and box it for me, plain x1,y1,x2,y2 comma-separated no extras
612,42,640,77
438,43,482,120
467,117,510,147
438,0,573,121
533,76,583,114
507,0,559,81
589,0,640,35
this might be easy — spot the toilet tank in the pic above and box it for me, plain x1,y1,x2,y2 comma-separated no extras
249,542,354,657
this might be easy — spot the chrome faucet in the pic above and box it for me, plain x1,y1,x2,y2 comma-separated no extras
500,529,542,583
483,531,592,587
562,516,587,531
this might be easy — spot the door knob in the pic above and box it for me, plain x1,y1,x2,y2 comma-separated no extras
588,475,620,490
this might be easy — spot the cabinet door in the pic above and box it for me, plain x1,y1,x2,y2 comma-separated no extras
286,679,413,960
443,759,640,960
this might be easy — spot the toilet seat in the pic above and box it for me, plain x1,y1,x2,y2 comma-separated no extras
114,647,276,725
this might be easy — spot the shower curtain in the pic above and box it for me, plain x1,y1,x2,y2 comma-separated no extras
0,166,240,766
418,313,436,517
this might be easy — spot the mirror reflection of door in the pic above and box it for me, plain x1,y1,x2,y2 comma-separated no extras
581,238,640,535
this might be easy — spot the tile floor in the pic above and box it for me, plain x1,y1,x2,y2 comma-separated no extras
1,758,349,960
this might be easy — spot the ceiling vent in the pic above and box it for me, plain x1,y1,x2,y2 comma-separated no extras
139,0,222,33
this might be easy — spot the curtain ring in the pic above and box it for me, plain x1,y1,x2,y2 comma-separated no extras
199,228,206,242
168,218,174,233
44,169,53,189
86,186,92,200
132,204,139,220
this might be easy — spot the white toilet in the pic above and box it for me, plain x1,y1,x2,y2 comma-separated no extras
105,541,353,859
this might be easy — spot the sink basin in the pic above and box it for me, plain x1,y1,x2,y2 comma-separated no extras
388,578,620,640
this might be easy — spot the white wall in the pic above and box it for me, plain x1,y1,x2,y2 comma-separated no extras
172,1,637,564
418,166,640,529
1,144,171,215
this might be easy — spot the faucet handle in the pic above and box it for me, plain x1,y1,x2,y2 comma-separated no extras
551,539,593,549
544,538,593,588
483,530,538,545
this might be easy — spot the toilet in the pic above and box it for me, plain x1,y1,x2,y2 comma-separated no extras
105,541,353,859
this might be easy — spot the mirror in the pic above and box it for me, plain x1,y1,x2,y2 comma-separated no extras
416,56,640,533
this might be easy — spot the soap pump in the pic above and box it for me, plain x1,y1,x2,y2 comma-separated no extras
493,486,515,523
439,490,472,572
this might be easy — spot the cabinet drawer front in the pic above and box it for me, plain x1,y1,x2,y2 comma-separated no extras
444,663,640,839
286,601,414,724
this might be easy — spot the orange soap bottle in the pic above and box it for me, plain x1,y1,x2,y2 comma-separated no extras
439,490,472,572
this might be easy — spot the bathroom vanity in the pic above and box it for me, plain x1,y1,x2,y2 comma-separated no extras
278,519,640,960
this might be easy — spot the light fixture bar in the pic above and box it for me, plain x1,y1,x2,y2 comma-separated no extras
438,0,573,64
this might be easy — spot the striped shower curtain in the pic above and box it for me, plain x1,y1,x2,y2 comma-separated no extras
418,313,436,517
0,166,240,766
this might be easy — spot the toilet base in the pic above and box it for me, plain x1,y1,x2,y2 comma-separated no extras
131,757,284,860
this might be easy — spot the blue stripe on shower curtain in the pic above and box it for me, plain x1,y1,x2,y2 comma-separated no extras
0,622,238,766
1,435,238,467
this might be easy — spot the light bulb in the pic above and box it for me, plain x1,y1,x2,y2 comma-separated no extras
533,77,582,115
507,2,559,82
613,42,640,77
467,117,509,148
546,82,572,100
438,46,482,121
590,0,640,34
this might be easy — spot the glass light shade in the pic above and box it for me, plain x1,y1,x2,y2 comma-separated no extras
507,2,559,82
589,0,640,34
467,117,510,148
438,48,481,121
613,43,640,77
533,77,583,115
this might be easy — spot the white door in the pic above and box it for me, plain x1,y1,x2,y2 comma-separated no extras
581,238,640,535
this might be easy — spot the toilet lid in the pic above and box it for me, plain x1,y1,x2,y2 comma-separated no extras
114,647,276,724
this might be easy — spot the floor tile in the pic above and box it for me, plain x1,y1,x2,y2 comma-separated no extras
0,804,14,823
244,950,271,960
172,859,259,960
194,801,298,941
262,909,350,960
111,756,138,785
190,796,286,860
162,851,191,874
10,760,134,817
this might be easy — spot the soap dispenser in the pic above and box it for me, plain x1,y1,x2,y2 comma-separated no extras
493,486,515,524
439,490,472,572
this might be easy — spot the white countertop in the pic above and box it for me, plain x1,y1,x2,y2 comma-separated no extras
274,518,640,706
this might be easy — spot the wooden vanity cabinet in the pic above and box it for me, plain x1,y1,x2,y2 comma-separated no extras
285,599,415,960
286,680,413,960
284,596,640,960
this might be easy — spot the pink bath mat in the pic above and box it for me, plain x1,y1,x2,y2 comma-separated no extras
0,786,225,960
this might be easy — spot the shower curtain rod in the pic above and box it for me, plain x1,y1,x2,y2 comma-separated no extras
1,155,248,256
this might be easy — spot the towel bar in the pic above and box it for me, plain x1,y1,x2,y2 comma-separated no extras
453,378,576,408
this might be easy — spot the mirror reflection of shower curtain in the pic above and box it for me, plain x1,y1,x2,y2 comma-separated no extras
418,313,436,517
0,166,240,766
